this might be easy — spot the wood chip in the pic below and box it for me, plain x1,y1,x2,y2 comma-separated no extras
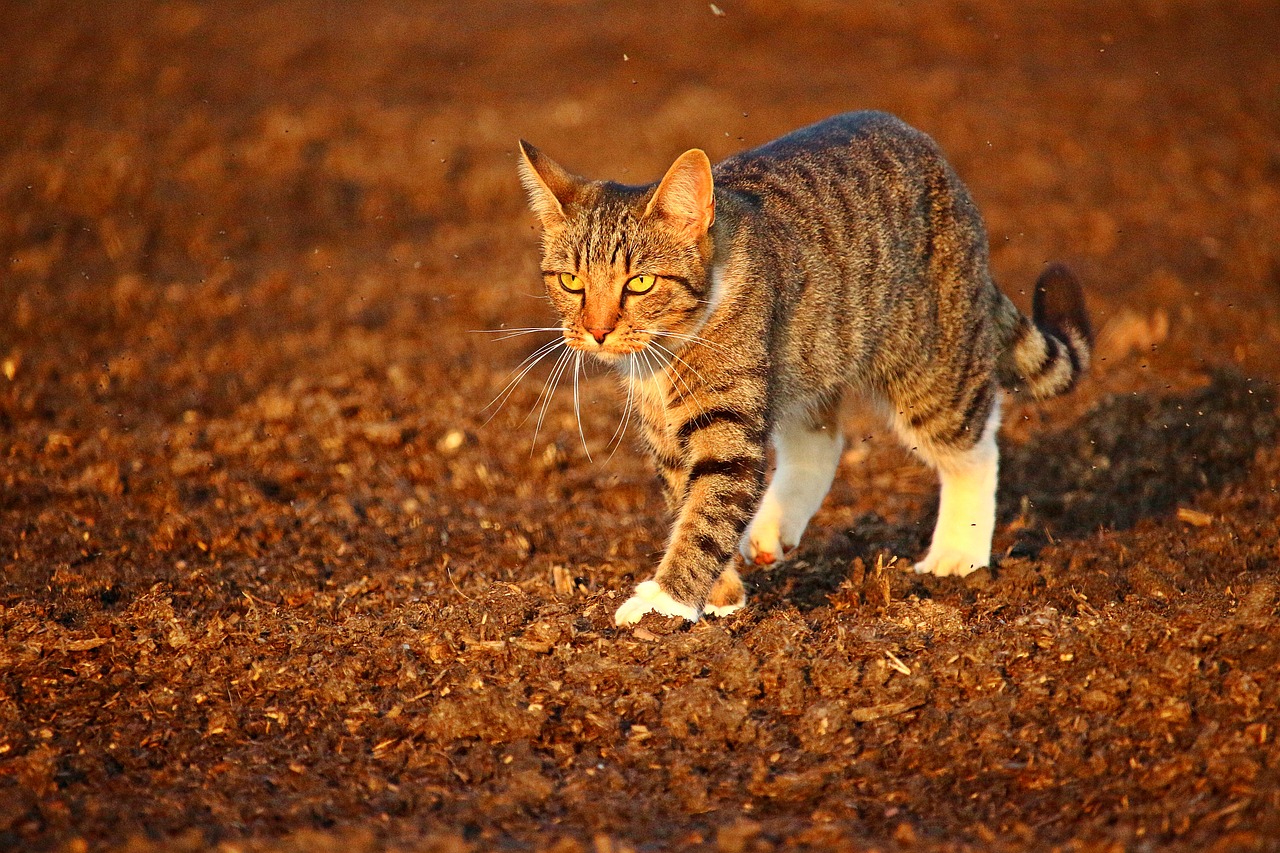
848,698,925,723
552,564,575,597
63,637,110,652
358,421,403,445
1176,507,1213,527
460,638,506,653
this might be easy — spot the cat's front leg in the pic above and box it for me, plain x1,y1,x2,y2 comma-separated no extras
642,421,689,518
615,415,767,625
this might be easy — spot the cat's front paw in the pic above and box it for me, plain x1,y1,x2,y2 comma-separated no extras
913,548,989,578
614,580,701,626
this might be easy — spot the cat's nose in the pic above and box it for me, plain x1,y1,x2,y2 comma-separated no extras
587,327,612,344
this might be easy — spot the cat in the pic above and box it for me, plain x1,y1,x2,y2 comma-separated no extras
515,111,1091,627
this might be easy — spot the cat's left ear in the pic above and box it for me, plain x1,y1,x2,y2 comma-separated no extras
517,140,579,229
644,149,715,240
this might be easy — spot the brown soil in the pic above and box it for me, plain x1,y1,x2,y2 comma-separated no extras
3,2,1280,851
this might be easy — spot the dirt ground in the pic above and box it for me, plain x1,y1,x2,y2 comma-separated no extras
3,1,1280,850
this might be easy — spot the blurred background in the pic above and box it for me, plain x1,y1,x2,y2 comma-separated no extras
4,1,1278,428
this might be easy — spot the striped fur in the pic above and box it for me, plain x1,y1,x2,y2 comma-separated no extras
516,112,1092,624
996,264,1093,399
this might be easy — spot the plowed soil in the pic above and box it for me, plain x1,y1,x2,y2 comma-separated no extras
3,2,1280,851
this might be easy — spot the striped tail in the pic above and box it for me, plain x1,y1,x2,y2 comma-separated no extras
998,263,1093,400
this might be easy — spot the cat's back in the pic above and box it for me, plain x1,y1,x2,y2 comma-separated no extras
714,111,955,217
720,111,925,167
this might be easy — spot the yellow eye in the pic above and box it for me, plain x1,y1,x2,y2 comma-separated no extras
558,272,584,293
626,274,656,294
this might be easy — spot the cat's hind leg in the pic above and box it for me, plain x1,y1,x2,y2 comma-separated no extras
741,400,844,566
907,391,1002,577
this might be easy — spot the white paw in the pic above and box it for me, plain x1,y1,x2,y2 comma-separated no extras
742,525,781,566
614,580,701,626
741,509,796,567
703,598,746,618
913,547,989,577
704,567,747,618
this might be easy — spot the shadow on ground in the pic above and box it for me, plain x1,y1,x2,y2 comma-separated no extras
749,369,1279,613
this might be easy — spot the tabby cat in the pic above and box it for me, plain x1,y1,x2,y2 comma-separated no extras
515,111,1091,626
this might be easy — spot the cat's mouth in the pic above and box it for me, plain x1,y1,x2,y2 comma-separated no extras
566,329,652,360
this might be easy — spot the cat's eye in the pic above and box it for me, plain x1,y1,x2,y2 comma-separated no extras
558,272,584,293
626,274,656,294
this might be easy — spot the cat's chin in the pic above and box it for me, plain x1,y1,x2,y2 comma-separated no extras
580,347,658,372
575,349,622,369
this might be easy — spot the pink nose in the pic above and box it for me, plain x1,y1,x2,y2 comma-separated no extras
588,327,612,344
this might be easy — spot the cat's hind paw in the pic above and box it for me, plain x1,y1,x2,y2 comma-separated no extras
742,537,795,567
704,566,747,618
741,503,783,566
913,548,988,578
703,600,745,618
740,518,796,567
614,580,701,626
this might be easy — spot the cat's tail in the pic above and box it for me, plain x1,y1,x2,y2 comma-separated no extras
996,263,1093,400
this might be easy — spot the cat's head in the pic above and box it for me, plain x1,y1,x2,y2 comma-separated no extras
517,141,717,365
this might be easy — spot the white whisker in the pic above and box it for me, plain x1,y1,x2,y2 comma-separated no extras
479,323,725,464
481,338,565,424
530,346,575,451
637,328,731,354
606,354,637,462
649,340,709,418
572,351,592,462
471,326,565,343
638,347,679,420
469,326,564,334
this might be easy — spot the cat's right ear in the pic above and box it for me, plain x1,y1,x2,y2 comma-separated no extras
517,140,578,229
643,149,715,241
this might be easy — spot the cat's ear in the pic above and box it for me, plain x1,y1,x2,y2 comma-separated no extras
643,149,716,240
517,140,579,228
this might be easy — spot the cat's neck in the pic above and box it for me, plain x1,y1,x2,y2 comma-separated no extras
708,187,750,261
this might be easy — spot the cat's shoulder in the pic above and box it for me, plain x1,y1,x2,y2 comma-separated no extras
809,110,917,137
